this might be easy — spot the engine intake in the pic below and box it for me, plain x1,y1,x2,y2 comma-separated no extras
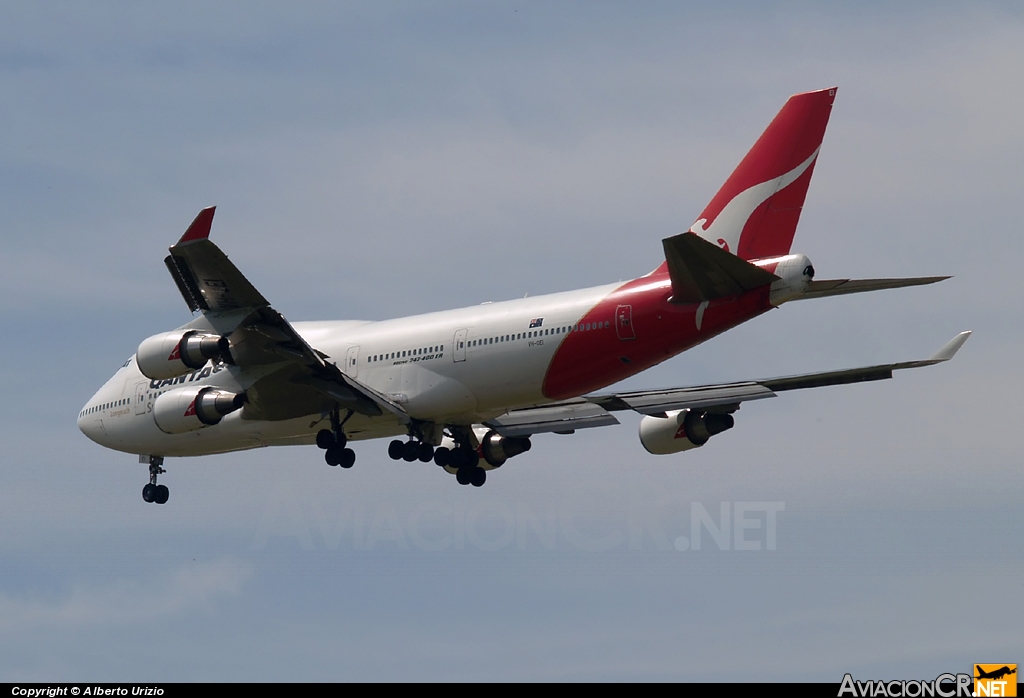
638,409,735,455
152,386,245,434
137,330,230,380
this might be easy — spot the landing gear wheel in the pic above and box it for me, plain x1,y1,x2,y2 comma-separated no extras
456,467,472,486
155,484,169,504
142,483,156,503
388,440,405,460
316,429,334,450
339,448,355,469
402,441,419,462
433,447,451,467
470,468,486,488
325,446,343,466
454,448,480,469
417,442,435,463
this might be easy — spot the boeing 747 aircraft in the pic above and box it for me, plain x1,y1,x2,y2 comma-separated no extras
78,87,969,503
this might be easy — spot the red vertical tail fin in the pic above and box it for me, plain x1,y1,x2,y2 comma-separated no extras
689,87,836,261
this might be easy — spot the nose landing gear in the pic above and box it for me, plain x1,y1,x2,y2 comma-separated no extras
142,456,169,504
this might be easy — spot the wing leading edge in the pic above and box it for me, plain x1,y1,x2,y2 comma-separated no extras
486,332,971,436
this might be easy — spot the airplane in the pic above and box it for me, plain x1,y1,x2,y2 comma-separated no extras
975,666,1017,681
78,86,970,503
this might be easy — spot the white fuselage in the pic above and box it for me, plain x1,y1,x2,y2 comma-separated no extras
79,282,620,457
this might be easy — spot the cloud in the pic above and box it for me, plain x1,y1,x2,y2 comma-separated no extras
0,558,251,633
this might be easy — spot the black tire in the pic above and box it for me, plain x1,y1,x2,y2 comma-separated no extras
340,448,355,469
402,441,419,462
456,467,472,486
388,440,405,460
155,485,169,504
452,448,475,470
316,429,334,450
325,446,342,466
142,483,156,503
433,447,451,467
470,468,486,488
417,442,434,463
335,431,348,448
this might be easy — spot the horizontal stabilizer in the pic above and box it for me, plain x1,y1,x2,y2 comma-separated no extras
662,232,779,304
796,276,949,300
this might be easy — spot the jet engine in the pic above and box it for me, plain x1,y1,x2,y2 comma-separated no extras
152,386,245,434
480,430,532,467
137,330,230,380
638,409,735,455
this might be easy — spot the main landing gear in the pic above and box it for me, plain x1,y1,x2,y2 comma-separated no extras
387,438,436,463
316,408,356,468
387,427,489,487
142,456,169,504
435,445,487,487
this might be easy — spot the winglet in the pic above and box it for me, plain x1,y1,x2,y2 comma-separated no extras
177,206,217,244
928,331,972,362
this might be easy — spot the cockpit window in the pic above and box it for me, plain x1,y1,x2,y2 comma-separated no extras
122,357,133,368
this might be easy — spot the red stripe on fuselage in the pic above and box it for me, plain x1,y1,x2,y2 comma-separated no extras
542,272,773,400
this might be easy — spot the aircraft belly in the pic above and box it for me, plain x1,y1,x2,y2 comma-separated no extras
399,365,477,420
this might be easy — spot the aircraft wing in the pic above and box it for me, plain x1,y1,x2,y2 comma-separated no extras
486,331,971,436
164,207,409,424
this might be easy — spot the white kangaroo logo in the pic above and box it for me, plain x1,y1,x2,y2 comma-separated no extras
689,147,819,254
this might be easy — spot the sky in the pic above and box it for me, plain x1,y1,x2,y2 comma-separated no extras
1,1,1021,682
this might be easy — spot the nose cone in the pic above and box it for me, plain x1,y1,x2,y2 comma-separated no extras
78,396,107,446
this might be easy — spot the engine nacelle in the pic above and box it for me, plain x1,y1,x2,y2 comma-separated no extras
152,386,245,435
638,409,735,455
137,330,230,380
480,430,532,467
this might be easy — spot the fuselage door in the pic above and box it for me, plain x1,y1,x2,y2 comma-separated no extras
453,328,468,362
616,305,636,340
345,345,360,378
134,381,149,415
